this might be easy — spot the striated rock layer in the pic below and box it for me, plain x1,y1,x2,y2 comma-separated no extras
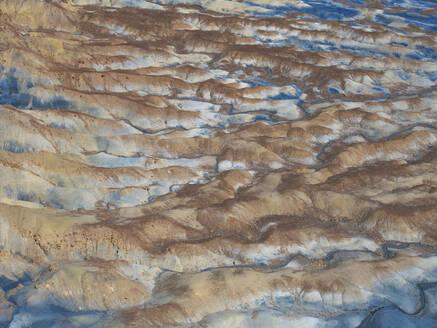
0,0,437,326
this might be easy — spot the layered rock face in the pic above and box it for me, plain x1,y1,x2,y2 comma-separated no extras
0,0,437,327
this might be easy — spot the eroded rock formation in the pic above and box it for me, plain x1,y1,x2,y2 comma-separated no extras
0,0,437,326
